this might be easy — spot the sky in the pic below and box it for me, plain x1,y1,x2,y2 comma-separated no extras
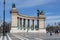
0,0,60,26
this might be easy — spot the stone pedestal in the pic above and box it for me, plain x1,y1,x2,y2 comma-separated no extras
10,28,20,33
10,28,28,33
28,30,38,32
39,29,46,33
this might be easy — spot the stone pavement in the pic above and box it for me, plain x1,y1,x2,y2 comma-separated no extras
0,33,60,40
0,33,11,40
8,32,60,40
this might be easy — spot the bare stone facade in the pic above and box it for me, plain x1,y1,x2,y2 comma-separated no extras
10,3,46,33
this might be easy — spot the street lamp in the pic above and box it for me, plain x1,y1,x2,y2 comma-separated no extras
3,0,6,37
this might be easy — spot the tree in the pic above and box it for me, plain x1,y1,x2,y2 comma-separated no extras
58,22,60,26
0,22,11,33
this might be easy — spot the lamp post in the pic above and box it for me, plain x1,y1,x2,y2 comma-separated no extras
3,0,6,37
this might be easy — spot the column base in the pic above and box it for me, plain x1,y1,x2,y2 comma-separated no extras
26,29,38,32
10,28,31,33
10,28,46,33
10,28,19,33
39,29,46,33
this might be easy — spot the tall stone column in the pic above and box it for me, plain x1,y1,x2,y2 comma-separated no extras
10,3,20,33
10,3,18,28
37,10,39,30
20,18,22,30
37,20,39,30
37,10,46,33
27,19,30,30
23,19,26,30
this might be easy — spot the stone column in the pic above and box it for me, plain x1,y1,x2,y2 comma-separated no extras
37,19,39,30
17,17,20,29
37,10,39,30
20,18,22,30
27,19,30,30
23,19,26,30
31,20,34,30
37,10,46,33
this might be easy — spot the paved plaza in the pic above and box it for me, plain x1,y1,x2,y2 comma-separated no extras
0,33,60,40
8,33,60,40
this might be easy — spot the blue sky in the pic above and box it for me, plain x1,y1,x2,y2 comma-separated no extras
0,0,60,26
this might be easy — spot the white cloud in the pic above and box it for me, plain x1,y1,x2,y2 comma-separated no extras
0,0,55,9
5,0,53,8
46,20,60,23
46,15,60,25
45,12,53,15
17,0,53,8
46,15,60,20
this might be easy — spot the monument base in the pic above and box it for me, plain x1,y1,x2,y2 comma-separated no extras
10,28,38,33
10,28,46,33
39,29,46,33
10,28,31,33
10,28,24,33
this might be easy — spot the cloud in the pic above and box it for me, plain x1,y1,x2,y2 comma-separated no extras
0,0,55,9
13,0,54,8
46,20,60,23
45,12,53,15
46,15,60,25
46,19,60,26
46,15,60,20
0,0,59,24
0,0,57,9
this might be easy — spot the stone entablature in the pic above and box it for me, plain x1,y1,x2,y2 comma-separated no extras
17,13,45,20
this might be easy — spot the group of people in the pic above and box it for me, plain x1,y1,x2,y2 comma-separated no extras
49,29,59,36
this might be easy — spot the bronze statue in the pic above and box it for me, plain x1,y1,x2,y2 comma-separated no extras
37,10,40,16
40,10,44,15
12,3,16,8
37,10,44,16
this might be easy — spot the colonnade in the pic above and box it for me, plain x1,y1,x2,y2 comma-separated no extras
17,17,39,31
10,3,46,33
